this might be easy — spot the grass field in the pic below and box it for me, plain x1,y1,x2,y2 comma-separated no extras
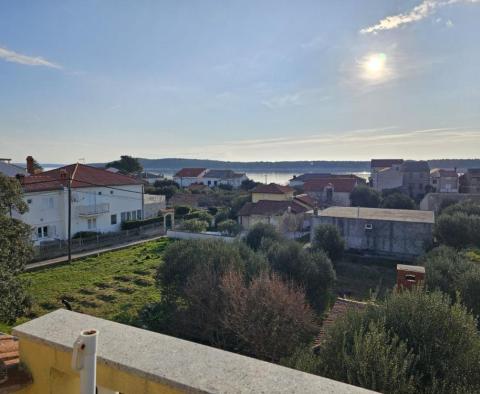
2,238,170,333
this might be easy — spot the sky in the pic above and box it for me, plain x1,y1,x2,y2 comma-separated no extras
1,0,480,163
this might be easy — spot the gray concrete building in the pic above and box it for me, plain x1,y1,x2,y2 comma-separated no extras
400,161,430,200
311,206,434,260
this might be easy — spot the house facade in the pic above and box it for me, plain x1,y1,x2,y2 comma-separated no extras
201,169,247,188
251,183,295,203
460,168,480,193
429,168,459,193
311,206,434,260
173,168,208,187
14,164,144,244
303,177,361,207
400,161,431,199
370,159,404,191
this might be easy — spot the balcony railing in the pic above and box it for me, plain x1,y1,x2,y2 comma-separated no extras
12,310,375,393
76,203,110,217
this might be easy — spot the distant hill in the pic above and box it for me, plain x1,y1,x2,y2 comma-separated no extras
88,157,480,174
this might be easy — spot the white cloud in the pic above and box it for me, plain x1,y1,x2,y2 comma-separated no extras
360,0,478,34
0,46,62,69
446,19,454,27
262,89,330,109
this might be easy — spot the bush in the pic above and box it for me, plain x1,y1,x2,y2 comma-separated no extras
185,210,214,224
380,193,416,210
434,212,474,249
217,219,242,236
179,219,208,233
121,216,163,230
264,240,335,312
221,271,318,361
240,179,259,191
244,223,282,251
311,224,345,262
314,289,480,393
72,231,101,239
350,185,381,208
214,209,230,225
424,246,480,321
174,205,191,216
218,184,233,191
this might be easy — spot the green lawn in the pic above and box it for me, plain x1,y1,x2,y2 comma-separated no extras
3,238,169,333
334,255,397,301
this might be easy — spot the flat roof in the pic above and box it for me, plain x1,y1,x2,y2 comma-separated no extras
318,206,435,224
397,264,425,273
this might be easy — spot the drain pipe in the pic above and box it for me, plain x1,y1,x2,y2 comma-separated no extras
72,329,98,394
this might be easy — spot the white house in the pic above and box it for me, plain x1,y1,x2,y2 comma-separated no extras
201,169,247,188
370,159,404,192
173,168,208,187
430,168,459,193
13,163,144,244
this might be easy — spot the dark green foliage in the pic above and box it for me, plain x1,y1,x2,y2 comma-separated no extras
229,194,250,219
153,179,179,189
424,246,480,320
106,155,143,173
185,210,214,224
174,205,191,216
264,240,336,312
72,231,101,239
240,179,259,190
156,185,178,200
217,219,242,236
120,216,163,230
381,193,416,210
311,224,345,262
179,219,208,233
244,223,282,251
0,174,32,324
217,184,233,191
350,185,381,208
313,290,480,393
435,200,480,249
214,209,230,225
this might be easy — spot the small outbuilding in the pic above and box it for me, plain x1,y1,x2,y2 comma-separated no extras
311,206,434,260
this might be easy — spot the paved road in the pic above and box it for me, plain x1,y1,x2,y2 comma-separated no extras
26,235,166,271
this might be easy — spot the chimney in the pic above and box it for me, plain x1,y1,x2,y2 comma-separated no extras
396,264,425,291
60,169,68,180
26,156,35,175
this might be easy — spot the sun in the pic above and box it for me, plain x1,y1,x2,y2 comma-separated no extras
362,53,387,79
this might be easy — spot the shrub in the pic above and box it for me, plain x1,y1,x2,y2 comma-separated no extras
174,205,191,216
350,185,381,208
311,224,345,262
381,193,416,210
434,212,473,249
221,271,319,361
218,184,233,191
185,210,214,224
217,219,242,236
244,223,282,251
72,231,101,239
214,209,230,225
120,216,163,230
178,219,208,233
315,289,480,393
264,240,336,312
240,179,259,191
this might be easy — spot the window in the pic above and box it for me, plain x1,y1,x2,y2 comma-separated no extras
110,190,114,194
137,209,142,220
37,226,48,238
88,218,97,230
111,214,117,225
132,210,137,221
121,212,126,222
365,223,373,230
127,212,131,221
208,180,211,186
27,199,32,204
98,191,102,195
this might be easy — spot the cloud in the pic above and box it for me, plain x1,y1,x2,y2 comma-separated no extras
360,0,478,34
262,89,330,109
0,46,62,69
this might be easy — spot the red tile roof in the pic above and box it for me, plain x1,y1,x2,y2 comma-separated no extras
251,183,294,194
238,200,308,216
20,163,142,193
303,178,359,193
371,159,403,169
174,168,207,178
294,194,316,208
314,298,368,348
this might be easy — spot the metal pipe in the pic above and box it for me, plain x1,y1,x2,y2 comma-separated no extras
71,329,98,394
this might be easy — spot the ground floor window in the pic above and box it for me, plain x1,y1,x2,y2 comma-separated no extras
37,226,48,238
137,209,142,220
88,218,97,230
111,214,117,225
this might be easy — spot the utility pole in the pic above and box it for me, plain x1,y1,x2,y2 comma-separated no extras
68,177,72,263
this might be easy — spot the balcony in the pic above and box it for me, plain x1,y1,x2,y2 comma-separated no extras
10,309,374,393
76,203,110,217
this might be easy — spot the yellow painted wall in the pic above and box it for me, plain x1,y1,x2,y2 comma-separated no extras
251,192,293,203
16,336,184,394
